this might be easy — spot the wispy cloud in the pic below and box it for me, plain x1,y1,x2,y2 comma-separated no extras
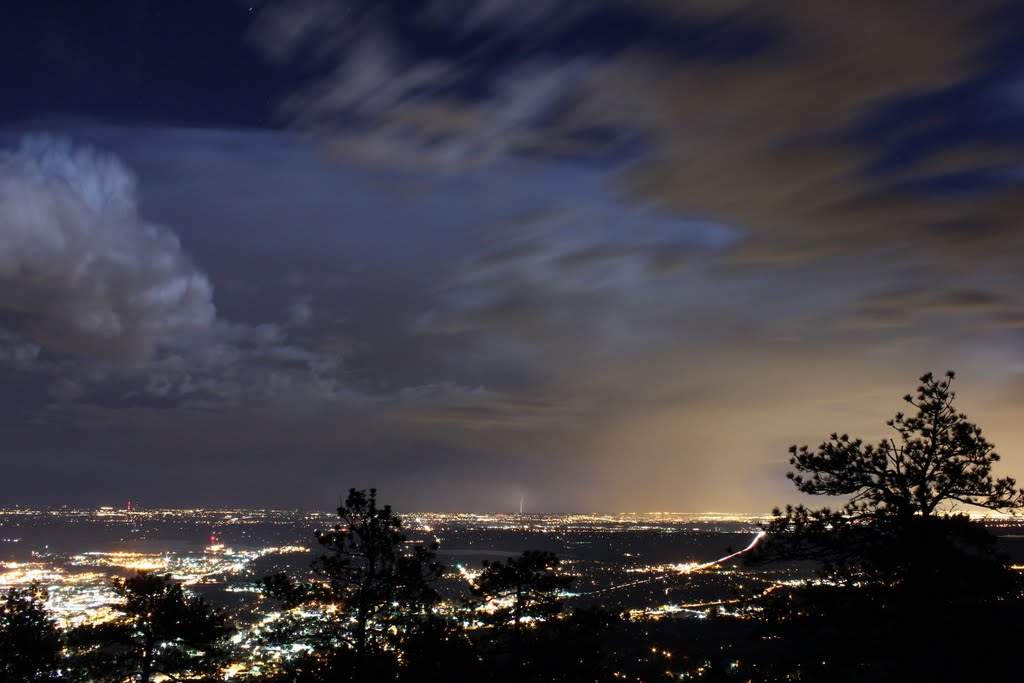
253,0,1024,287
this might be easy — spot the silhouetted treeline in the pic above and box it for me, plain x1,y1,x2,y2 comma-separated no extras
2,372,1022,681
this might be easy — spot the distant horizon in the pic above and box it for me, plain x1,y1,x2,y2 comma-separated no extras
0,504,772,517
2,505,1019,521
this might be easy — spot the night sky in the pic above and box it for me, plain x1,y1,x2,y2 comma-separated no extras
2,0,1024,512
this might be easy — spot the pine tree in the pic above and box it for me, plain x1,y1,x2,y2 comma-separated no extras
71,571,231,682
260,488,445,682
0,584,62,683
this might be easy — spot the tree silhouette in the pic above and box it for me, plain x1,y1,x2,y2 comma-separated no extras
261,488,445,682
520,605,627,683
0,584,62,683
786,371,1022,518
72,571,231,683
390,613,481,683
758,372,1023,590
749,371,1024,680
470,550,576,681
473,550,573,634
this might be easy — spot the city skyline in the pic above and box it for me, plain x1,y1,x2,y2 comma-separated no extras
2,1,1024,513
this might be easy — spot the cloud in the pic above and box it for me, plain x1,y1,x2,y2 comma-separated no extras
0,328,40,368
422,0,582,36
251,1,601,168
0,136,216,362
48,377,85,402
287,296,315,326
247,1,1024,479
4,120,1023,511
419,202,739,345
0,131,367,414
393,381,573,430
253,0,1024,275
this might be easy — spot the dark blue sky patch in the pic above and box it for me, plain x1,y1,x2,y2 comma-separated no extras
0,0,288,126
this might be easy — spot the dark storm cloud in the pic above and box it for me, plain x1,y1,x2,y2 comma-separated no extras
0,132,353,412
0,124,638,428
0,136,216,362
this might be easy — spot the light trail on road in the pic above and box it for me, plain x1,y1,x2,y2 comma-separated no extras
576,531,767,598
